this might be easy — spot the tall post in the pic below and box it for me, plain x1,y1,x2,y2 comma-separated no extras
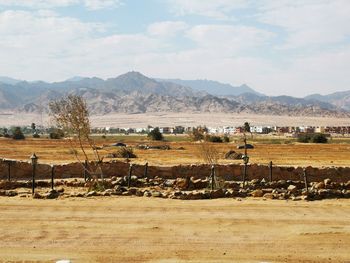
7,161,11,182
30,153,38,195
269,161,273,182
128,164,133,188
144,162,148,179
84,160,88,182
243,163,247,188
51,165,54,190
210,165,215,190
303,168,308,192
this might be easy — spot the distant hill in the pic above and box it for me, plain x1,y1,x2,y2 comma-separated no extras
0,71,349,118
305,90,350,111
157,78,264,96
0,76,22,85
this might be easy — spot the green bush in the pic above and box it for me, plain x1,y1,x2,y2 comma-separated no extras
33,133,40,138
311,133,328,143
12,127,25,140
223,136,230,143
49,128,64,139
297,134,312,143
298,133,328,143
148,127,163,141
206,135,223,143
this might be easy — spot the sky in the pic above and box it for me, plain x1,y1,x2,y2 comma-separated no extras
0,0,349,97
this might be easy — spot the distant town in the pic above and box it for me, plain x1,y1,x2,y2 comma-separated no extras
1,124,350,138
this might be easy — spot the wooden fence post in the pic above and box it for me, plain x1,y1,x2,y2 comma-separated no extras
210,165,215,190
128,164,133,188
144,162,148,179
84,160,88,182
51,165,55,190
7,161,11,182
269,161,273,182
303,168,308,192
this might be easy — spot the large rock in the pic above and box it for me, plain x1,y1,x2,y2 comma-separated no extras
190,177,208,190
210,189,225,199
44,189,59,199
186,191,205,200
314,182,325,190
287,185,298,194
151,191,162,198
251,189,264,197
176,178,189,190
86,191,97,197
263,193,274,199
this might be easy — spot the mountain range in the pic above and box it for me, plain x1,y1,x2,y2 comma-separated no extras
0,71,349,117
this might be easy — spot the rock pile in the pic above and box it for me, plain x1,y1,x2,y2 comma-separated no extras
0,177,349,201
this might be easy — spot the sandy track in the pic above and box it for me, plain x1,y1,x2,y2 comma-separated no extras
0,197,349,262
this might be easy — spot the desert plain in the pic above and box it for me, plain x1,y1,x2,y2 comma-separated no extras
0,118,350,262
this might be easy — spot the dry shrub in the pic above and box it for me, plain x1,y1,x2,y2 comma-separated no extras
115,147,137,158
198,142,219,165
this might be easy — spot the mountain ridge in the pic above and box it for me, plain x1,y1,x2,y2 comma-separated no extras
0,71,349,117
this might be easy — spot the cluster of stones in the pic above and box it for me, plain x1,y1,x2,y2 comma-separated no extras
1,176,350,200
69,176,350,201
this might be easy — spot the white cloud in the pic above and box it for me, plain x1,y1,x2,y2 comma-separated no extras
147,21,188,37
257,0,350,48
186,24,273,53
0,0,122,10
167,0,249,20
83,0,122,10
0,1,349,97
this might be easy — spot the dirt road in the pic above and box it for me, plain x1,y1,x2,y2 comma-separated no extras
0,197,349,262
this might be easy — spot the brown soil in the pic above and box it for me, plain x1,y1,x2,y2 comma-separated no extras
0,197,349,262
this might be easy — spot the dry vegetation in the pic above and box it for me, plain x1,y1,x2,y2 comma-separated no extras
1,135,349,167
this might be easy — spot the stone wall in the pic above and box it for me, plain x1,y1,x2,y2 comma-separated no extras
1,159,350,183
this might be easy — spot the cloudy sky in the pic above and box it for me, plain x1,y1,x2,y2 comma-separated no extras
0,0,349,97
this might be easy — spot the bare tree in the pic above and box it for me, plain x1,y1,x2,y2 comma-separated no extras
198,142,219,165
49,95,104,181
198,142,222,190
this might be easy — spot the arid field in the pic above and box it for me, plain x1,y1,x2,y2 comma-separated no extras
0,197,348,262
1,134,350,262
1,135,350,167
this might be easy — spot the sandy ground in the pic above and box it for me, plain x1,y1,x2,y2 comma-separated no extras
0,197,349,262
1,112,350,127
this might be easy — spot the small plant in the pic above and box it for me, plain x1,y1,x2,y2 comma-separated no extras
298,133,328,143
311,133,328,143
189,126,207,141
49,128,64,139
223,136,230,143
148,127,163,141
115,147,137,158
206,135,223,143
33,133,40,138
